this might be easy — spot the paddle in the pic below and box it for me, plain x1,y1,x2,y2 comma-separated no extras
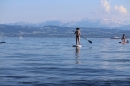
80,35,92,44
73,31,92,44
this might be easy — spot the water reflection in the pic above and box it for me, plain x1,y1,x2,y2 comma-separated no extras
75,47,80,64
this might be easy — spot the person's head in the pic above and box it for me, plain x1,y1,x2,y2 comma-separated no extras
76,28,80,30
123,34,125,36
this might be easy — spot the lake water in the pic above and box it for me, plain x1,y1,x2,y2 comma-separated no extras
0,37,130,86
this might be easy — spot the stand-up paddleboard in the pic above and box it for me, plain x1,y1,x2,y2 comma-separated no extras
72,45,82,47
119,40,129,44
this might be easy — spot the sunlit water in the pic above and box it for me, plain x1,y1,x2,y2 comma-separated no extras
0,37,130,86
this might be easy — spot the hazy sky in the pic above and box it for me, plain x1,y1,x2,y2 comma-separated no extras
0,0,130,23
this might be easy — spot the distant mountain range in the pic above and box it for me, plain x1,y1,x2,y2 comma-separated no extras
0,24,130,38
5,18,130,29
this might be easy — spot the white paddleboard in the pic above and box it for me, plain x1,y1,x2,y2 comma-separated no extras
72,45,82,47
119,40,129,44
119,42,129,44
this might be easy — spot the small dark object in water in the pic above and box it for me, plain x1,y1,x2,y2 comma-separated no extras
0,41,6,43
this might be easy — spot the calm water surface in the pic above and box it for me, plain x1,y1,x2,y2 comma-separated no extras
0,37,130,86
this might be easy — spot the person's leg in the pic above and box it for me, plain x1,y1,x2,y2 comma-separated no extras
124,39,126,42
123,39,125,42
76,37,78,45
77,36,80,45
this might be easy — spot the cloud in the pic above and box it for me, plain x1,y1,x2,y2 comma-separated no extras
100,0,110,13
114,5,128,15
100,0,128,16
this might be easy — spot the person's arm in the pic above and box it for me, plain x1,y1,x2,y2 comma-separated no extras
122,36,124,40
74,30,77,34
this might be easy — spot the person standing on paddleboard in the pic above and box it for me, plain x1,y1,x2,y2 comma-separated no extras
74,28,81,45
122,34,126,42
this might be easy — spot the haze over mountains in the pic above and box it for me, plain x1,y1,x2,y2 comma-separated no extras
0,18,130,38
5,18,130,29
